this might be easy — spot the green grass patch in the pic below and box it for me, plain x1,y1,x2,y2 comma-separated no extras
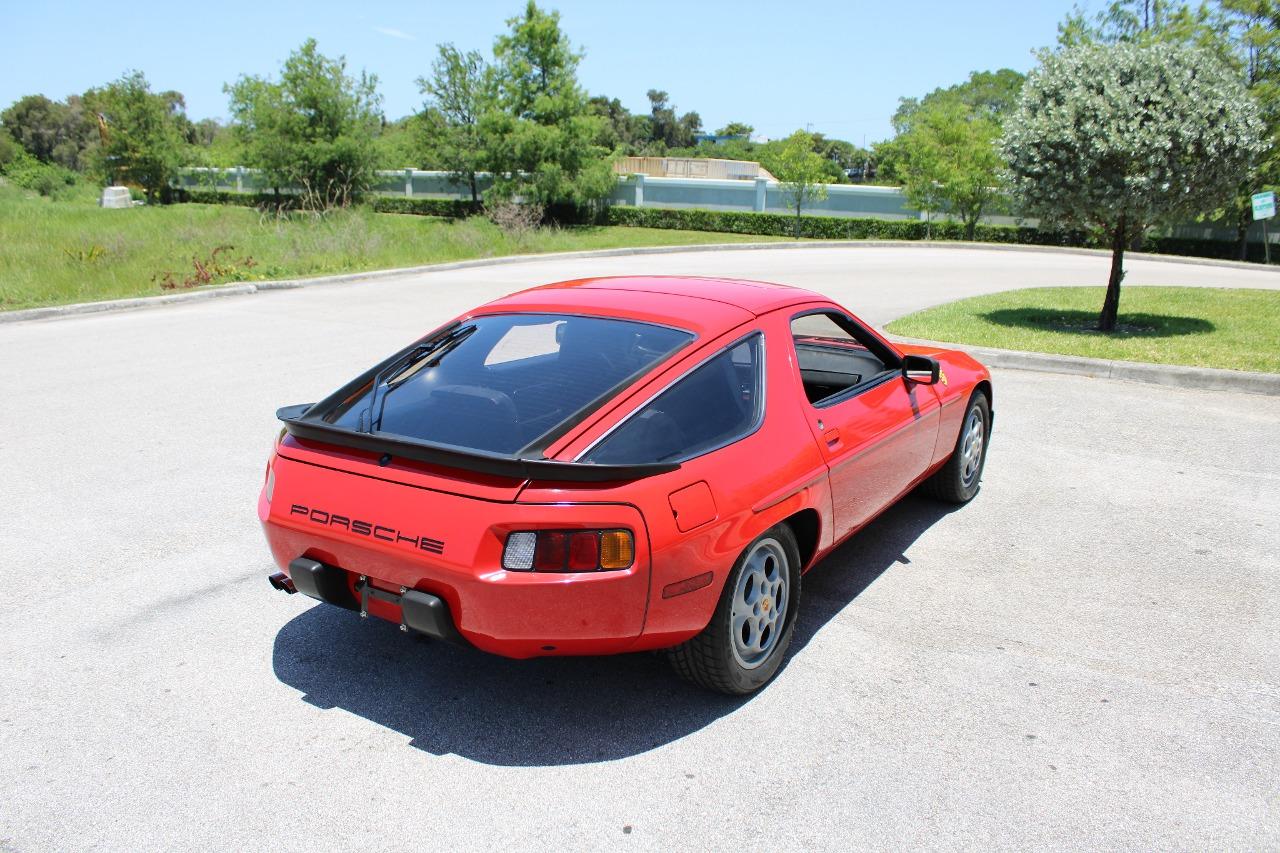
0,183,788,311
886,286,1280,373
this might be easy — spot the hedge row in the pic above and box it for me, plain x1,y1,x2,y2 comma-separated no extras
173,189,1268,264
602,206,1084,245
175,189,484,219
369,196,483,218
603,206,1269,263
173,188,286,208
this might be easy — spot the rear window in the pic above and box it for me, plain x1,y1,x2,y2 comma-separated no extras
323,314,693,455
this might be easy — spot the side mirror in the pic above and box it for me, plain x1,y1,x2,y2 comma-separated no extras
903,354,940,385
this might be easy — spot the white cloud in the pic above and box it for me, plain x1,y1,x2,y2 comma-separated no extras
373,26,415,41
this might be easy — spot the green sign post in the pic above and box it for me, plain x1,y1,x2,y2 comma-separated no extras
1253,191,1275,265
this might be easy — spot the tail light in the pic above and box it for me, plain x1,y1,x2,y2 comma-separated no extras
264,458,276,503
502,530,634,572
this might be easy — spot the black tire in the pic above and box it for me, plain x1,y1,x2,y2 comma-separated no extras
921,390,990,504
667,524,801,695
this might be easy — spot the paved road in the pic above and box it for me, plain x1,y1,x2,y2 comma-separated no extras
1,246,1278,850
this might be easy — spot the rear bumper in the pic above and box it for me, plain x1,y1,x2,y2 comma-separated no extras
260,466,652,657
287,557,467,645
265,535,650,657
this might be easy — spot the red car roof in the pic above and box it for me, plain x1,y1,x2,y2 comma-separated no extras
473,276,826,338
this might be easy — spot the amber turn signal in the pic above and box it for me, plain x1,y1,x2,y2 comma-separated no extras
599,531,634,570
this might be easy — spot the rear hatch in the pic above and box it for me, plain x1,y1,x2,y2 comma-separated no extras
262,435,652,652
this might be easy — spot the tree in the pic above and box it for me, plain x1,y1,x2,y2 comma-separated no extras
892,68,1027,134
1215,0,1280,257
775,130,830,235
418,44,489,201
587,95,647,151
643,89,702,150
1,94,97,170
716,121,753,137
373,114,430,170
1002,43,1265,331
880,69,1025,187
893,100,1002,240
1057,0,1222,51
83,72,187,201
226,39,383,209
479,2,613,207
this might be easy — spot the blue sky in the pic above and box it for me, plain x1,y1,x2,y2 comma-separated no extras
4,0,1075,143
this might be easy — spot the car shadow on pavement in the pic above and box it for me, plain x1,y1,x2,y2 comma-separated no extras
789,494,959,655
271,493,954,766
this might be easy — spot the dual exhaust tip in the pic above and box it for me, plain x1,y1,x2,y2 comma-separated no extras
268,571,297,594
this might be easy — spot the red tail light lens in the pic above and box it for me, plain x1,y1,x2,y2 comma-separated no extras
532,532,568,571
567,532,599,570
502,530,634,572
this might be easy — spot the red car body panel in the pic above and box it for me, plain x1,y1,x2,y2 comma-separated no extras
259,277,991,657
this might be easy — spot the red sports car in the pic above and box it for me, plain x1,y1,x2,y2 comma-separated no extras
261,276,992,694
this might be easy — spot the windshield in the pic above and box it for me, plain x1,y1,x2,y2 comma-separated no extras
322,313,694,455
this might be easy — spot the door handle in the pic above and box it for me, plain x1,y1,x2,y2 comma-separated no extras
823,427,841,447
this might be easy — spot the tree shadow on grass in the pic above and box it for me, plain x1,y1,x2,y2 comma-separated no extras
982,308,1214,338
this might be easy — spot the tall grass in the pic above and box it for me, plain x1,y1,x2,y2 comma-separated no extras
0,183,785,310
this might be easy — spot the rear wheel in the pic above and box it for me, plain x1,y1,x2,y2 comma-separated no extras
922,390,990,504
668,524,801,695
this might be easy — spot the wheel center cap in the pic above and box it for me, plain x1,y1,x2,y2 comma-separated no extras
762,597,771,612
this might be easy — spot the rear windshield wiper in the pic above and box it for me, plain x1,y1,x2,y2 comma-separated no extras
361,324,477,433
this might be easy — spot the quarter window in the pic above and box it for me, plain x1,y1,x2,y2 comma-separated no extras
585,334,765,464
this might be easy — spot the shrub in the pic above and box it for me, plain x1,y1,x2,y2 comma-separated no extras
0,130,18,168
368,196,482,218
485,199,544,237
1,150,79,198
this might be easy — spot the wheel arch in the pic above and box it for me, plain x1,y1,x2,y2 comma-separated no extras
780,507,821,571
974,378,993,427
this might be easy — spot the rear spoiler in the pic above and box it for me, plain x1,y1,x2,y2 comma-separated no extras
276,404,681,483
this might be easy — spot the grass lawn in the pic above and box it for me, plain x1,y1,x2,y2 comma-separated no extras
0,182,789,311
886,286,1280,373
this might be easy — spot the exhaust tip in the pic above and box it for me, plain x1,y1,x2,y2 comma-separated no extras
269,571,297,594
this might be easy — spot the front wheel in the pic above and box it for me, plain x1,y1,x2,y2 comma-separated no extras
667,524,801,695
921,390,990,504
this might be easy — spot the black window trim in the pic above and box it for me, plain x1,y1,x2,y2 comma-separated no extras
574,330,767,465
790,308,903,409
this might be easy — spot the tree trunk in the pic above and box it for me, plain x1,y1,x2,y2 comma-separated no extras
1234,203,1250,261
794,201,802,239
1100,216,1126,332
469,173,478,204
964,213,977,242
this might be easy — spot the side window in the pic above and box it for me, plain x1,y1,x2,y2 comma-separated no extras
791,312,892,405
584,334,764,464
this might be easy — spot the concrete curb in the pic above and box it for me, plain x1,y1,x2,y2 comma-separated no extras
4,238,1276,326
889,334,1280,397
0,284,258,324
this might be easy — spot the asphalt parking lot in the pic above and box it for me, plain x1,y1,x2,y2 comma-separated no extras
1,246,1277,850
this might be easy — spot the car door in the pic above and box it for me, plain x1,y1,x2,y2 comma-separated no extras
790,309,941,541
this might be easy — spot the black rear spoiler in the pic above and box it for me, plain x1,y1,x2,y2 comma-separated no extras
276,404,680,483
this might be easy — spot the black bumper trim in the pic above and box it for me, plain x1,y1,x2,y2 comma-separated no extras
288,556,467,646
400,589,466,645
288,557,358,611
